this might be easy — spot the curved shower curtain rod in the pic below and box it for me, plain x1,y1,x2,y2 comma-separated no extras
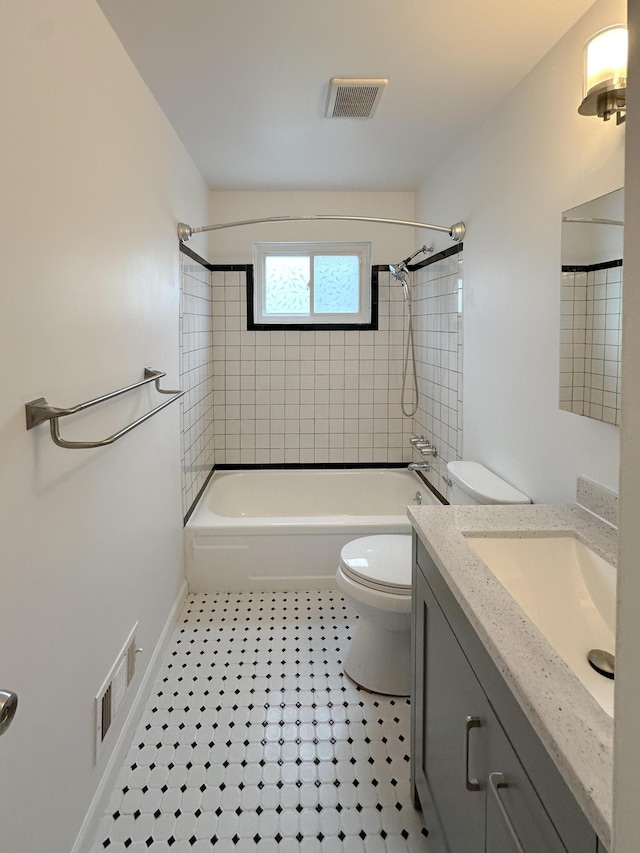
177,215,466,244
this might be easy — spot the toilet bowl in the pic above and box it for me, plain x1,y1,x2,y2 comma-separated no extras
336,534,413,696
337,462,531,696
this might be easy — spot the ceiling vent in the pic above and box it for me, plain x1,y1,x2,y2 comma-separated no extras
325,78,388,119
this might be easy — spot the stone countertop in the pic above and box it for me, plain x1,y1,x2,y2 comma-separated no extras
407,503,617,850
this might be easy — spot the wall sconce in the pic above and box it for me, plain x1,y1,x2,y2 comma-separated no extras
578,24,627,124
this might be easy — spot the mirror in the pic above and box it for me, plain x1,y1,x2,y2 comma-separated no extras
559,188,623,425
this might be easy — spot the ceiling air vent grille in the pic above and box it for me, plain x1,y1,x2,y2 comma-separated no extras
325,78,388,118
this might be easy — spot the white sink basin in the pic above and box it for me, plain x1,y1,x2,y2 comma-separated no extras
464,534,616,716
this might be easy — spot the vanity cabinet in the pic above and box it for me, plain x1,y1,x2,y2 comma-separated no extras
411,534,599,853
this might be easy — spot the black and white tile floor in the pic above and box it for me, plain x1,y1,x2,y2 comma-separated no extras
91,591,430,852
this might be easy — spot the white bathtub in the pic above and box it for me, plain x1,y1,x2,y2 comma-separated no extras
185,468,442,592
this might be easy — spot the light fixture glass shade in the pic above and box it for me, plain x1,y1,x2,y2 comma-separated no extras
579,24,628,121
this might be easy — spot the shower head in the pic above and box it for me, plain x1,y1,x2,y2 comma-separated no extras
389,262,411,302
389,262,408,283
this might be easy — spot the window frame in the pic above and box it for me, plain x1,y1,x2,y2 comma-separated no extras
249,241,376,330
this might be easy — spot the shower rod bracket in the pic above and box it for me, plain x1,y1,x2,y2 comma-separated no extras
449,222,466,243
177,216,465,243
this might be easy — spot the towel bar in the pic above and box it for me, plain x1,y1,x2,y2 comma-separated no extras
25,368,184,449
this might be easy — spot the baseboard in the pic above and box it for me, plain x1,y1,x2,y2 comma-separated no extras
70,579,189,853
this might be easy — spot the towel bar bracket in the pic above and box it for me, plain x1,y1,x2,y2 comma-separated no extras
25,398,67,430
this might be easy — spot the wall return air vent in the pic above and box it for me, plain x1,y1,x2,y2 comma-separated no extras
95,622,139,761
325,78,388,118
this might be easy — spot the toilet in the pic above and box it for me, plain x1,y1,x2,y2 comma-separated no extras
336,461,531,696
447,460,531,506
336,534,413,696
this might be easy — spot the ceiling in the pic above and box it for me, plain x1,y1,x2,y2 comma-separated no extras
97,0,596,191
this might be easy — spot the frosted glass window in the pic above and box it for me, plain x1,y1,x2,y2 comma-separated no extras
314,255,360,313
264,256,310,314
252,242,371,327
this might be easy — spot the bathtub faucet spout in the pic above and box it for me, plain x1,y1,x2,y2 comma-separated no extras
408,462,430,473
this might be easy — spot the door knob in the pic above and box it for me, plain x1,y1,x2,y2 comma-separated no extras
0,690,18,736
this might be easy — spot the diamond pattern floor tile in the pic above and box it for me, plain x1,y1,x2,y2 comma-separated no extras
90,591,430,852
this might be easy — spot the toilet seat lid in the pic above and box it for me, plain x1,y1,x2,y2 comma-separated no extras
340,535,412,594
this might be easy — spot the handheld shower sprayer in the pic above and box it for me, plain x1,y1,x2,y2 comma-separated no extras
388,245,432,287
389,262,409,285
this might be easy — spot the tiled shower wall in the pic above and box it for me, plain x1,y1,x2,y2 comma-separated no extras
211,268,414,465
410,247,464,498
179,253,216,516
560,263,622,425
179,247,464,510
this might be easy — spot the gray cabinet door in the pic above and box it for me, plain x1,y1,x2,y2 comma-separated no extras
420,568,488,853
486,719,568,853
413,538,599,853
411,555,427,810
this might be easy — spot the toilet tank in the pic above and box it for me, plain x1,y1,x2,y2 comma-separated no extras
447,461,531,505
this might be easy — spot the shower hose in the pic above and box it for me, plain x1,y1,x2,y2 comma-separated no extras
401,279,419,418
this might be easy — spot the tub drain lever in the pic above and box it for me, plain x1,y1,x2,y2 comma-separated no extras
587,649,615,679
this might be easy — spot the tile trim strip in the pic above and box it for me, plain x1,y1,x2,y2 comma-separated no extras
183,466,216,526
214,461,408,471
409,242,462,271
562,258,622,273
246,266,379,332
179,243,211,268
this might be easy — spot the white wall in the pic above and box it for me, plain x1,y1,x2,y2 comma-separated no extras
207,190,417,265
416,0,625,504
0,3,209,852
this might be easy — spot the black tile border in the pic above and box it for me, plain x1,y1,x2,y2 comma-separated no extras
210,263,253,272
180,243,212,269
246,266,380,332
183,466,216,526
409,243,462,271
413,470,449,506
180,255,381,331
180,242,463,275
215,461,405,471
562,258,623,273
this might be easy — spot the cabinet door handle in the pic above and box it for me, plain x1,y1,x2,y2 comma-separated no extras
464,715,481,791
489,772,526,853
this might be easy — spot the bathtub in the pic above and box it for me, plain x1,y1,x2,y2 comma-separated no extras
185,468,443,592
